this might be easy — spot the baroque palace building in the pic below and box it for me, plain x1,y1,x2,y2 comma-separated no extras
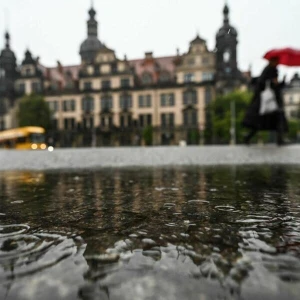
0,4,248,147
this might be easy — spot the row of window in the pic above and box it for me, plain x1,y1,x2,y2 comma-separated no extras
186,57,211,66
48,90,212,113
15,73,213,95
17,82,41,94
83,72,214,90
83,78,130,90
184,72,214,83
57,111,199,130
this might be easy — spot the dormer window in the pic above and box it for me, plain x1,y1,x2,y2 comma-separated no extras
142,73,153,85
187,58,195,66
159,72,170,83
25,68,31,76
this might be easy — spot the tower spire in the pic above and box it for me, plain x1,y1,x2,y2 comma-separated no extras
5,31,10,48
223,1,229,24
87,3,98,37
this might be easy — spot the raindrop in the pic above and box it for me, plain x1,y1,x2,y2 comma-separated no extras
129,234,138,238
155,187,165,191
142,249,161,259
11,200,24,204
142,238,156,245
188,200,209,204
180,233,189,238
164,203,176,208
165,223,176,227
85,253,120,263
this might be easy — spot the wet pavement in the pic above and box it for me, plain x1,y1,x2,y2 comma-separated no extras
0,166,300,299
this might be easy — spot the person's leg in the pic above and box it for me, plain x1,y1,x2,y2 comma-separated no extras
276,125,284,146
244,129,257,145
276,113,285,146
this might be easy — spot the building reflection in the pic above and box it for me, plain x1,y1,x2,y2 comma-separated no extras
0,167,300,299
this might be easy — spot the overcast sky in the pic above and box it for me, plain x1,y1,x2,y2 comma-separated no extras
0,0,299,79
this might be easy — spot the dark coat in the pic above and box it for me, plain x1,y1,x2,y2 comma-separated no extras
243,65,288,132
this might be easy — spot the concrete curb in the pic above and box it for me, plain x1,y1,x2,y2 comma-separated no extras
0,145,300,170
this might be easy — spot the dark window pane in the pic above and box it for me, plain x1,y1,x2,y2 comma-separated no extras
120,95,132,109
31,82,41,93
121,78,130,88
138,95,144,108
147,114,152,126
139,115,144,127
183,90,197,105
101,96,113,110
146,95,152,107
102,80,111,89
82,97,94,112
84,82,92,90
205,88,212,104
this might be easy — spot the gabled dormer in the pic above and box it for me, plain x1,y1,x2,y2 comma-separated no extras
175,34,215,84
15,49,43,95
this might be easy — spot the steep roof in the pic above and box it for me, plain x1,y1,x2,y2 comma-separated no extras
39,54,178,87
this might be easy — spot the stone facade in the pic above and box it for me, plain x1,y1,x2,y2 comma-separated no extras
283,73,300,120
0,4,248,147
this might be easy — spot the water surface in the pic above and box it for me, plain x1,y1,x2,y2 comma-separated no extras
0,166,300,299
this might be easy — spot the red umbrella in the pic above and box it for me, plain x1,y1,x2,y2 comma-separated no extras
263,48,300,66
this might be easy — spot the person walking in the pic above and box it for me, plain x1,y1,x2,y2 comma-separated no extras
243,57,288,146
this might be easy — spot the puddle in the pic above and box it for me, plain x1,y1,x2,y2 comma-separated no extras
0,166,299,299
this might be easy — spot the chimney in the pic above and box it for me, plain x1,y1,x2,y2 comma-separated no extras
145,52,153,60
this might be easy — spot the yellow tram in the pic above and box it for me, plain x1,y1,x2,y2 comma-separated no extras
0,127,47,150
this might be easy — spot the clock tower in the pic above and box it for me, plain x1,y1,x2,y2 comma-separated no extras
215,3,243,93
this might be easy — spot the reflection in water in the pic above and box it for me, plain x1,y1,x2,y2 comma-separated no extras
0,166,299,299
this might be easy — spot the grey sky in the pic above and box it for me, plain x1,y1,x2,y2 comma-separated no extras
1,0,299,79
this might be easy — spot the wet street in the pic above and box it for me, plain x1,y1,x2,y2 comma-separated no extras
0,166,300,299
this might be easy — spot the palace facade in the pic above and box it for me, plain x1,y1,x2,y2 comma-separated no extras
0,4,248,147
